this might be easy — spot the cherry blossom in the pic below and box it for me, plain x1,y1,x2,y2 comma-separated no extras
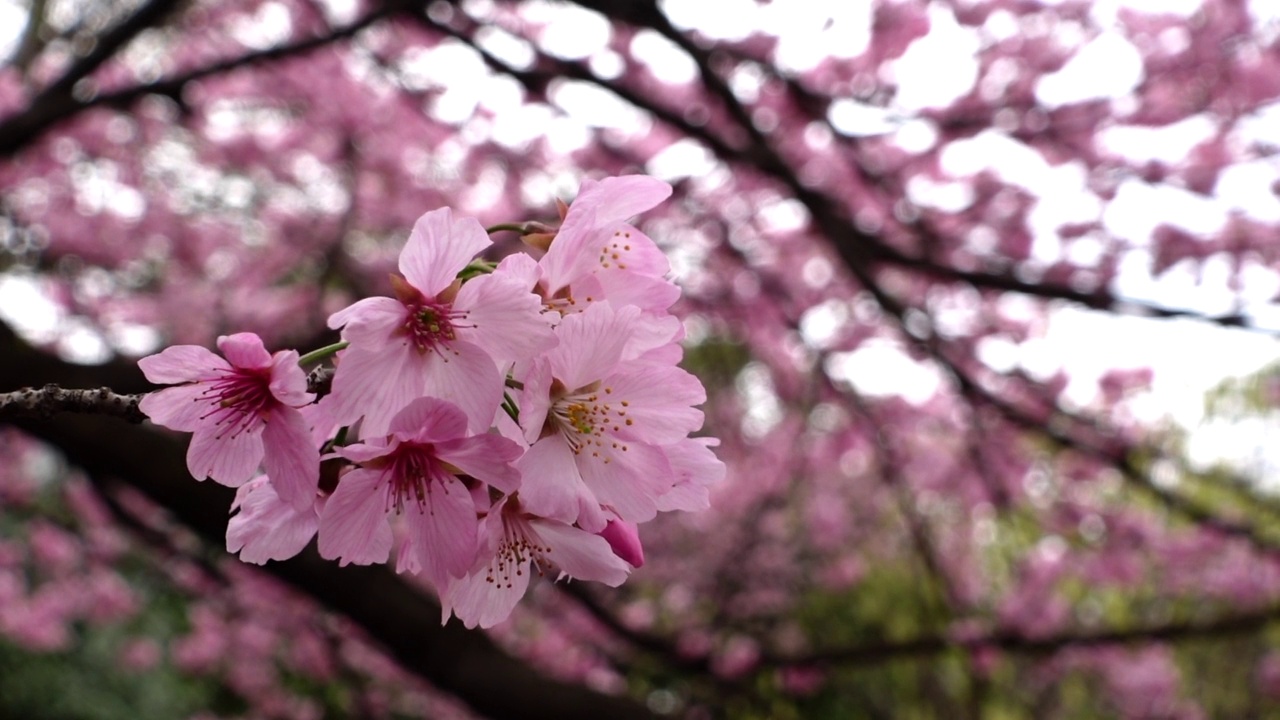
325,208,554,437
536,175,681,316
138,333,318,511
317,397,521,589
441,495,631,629
515,301,706,531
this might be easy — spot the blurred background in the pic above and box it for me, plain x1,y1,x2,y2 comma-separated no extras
3,0,1280,717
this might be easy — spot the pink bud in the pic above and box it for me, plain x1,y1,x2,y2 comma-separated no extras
599,519,645,568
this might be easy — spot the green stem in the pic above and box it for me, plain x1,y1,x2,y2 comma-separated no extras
457,259,498,280
501,392,520,423
485,222,527,235
298,341,349,366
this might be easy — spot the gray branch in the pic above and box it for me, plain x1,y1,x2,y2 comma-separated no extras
0,383,145,422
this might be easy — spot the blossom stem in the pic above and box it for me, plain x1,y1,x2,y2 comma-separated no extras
485,222,527,235
298,341,349,367
457,259,498,280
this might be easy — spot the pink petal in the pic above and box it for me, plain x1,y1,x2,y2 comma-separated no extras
655,481,710,512
575,492,608,533
578,175,673,222
656,438,724,512
622,311,683,361
436,434,522,493
301,396,343,446
468,481,494,512
637,339,684,366
395,541,421,575
318,468,392,566
539,206,599,294
557,273,606,316
591,223,671,277
187,425,263,487
516,359,553,446
333,437,397,464
261,407,320,512
595,271,680,314
399,208,492,297
513,437,584,524
604,362,705,445
404,475,478,587
420,340,504,434
492,408,528,447
441,559,529,629
327,296,405,340
325,343,430,437
549,302,640,390
139,384,214,432
138,345,229,384
387,396,468,443
533,520,631,585
576,440,672,524
267,349,312,407
541,176,671,289
227,478,319,564
217,333,272,370
493,251,540,292
454,271,557,366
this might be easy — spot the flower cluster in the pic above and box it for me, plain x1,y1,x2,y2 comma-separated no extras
138,176,724,628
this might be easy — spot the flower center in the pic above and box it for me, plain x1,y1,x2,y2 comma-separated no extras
486,510,552,589
542,285,595,315
403,301,469,354
197,368,273,440
548,383,631,458
386,445,447,515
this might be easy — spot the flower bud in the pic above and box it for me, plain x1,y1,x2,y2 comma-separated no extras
598,518,645,568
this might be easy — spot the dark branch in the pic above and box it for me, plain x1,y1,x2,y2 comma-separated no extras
0,0,187,157
0,383,145,422
766,603,1280,668
0,1,400,158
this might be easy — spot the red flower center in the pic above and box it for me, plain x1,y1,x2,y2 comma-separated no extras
403,301,471,355
198,367,274,439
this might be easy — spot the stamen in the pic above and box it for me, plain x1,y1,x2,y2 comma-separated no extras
548,384,628,455
195,368,273,440
402,299,473,354
385,445,448,515
488,509,554,589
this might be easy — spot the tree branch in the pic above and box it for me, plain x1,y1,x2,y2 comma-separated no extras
0,0,187,157
0,1,400,158
764,602,1280,668
0,384,145,422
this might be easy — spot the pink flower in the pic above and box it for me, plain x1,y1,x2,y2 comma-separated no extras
325,207,554,437
515,302,706,530
536,175,680,315
317,397,521,588
138,333,318,511
441,495,631,628
227,476,320,564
